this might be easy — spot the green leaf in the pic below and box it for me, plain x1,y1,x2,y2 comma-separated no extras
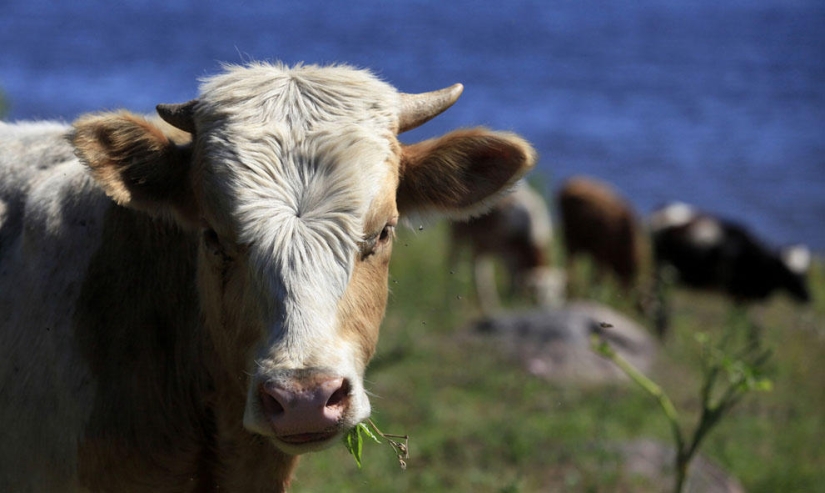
344,426,364,468
361,421,382,444
753,378,774,392
343,422,381,468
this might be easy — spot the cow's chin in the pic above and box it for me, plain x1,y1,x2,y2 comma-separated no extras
245,415,351,455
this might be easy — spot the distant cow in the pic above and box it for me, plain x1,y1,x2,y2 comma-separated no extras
649,202,812,301
557,176,641,289
0,62,536,492
449,180,564,311
649,202,811,334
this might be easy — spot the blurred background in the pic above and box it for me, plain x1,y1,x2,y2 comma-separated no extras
3,2,824,491
2,0,823,252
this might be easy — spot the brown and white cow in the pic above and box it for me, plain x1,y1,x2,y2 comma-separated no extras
0,62,535,492
449,180,564,311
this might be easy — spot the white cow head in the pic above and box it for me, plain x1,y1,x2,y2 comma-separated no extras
71,62,535,455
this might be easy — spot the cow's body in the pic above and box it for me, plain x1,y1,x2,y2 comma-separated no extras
0,63,535,491
449,180,563,310
557,176,641,288
649,202,811,335
650,202,811,301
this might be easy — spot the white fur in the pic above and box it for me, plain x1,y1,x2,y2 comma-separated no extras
507,180,553,247
0,120,68,138
0,123,106,490
688,217,724,247
782,245,811,274
649,201,696,231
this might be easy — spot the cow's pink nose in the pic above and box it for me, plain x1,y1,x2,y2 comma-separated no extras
260,376,349,443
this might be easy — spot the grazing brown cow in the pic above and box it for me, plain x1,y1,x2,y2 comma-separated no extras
557,176,641,288
0,62,535,492
449,180,564,311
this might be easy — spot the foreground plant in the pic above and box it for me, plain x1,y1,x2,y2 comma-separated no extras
591,309,772,493
344,419,410,470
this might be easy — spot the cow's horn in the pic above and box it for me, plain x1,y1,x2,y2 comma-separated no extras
156,100,198,134
397,83,464,133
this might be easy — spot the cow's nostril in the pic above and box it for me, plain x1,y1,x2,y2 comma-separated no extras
260,386,285,415
326,379,350,408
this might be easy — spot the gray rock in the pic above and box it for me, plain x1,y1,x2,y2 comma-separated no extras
469,301,656,382
617,439,745,493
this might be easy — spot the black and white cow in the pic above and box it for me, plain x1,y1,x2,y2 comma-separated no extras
649,202,811,335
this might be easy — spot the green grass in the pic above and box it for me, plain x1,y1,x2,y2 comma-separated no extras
294,222,825,492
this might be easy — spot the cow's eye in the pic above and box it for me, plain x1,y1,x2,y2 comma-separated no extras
203,228,231,259
360,221,396,259
377,223,395,245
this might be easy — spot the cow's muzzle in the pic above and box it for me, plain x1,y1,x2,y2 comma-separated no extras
257,373,351,451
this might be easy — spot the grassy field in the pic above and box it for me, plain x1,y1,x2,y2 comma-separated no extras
294,221,825,492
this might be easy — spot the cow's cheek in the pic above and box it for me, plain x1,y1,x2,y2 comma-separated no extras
339,249,392,368
198,251,268,380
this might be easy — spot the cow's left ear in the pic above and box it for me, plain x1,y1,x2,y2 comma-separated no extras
71,111,198,226
397,128,536,220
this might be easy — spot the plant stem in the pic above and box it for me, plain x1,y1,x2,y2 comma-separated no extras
591,337,685,456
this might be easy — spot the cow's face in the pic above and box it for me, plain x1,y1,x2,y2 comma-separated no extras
71,62,535,455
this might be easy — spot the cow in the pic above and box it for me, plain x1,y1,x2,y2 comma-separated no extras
0,62,536,492
448,180,564,312
649,202,811,336
556,176,642,291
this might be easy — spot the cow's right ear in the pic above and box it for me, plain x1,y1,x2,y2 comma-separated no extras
71,111,198,227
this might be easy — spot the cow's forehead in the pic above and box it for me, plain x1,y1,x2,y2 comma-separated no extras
197,62,400,135
192,63,401,223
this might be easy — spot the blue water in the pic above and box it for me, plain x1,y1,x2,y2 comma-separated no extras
2,0,824,251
